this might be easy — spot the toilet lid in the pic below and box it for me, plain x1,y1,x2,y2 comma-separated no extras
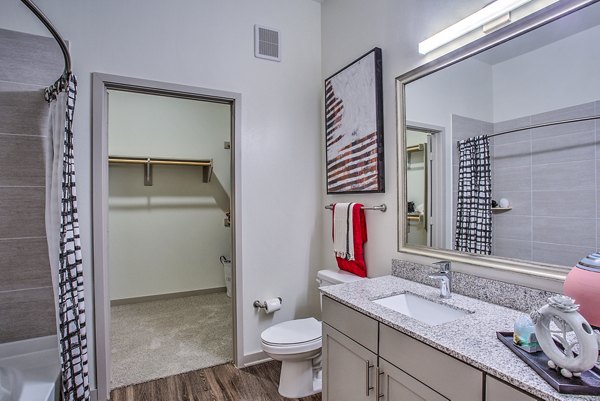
261,318,322,345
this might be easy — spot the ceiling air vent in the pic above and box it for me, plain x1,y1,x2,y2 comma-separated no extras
254,25,280,62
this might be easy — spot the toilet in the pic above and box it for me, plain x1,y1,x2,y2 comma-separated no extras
260,269,365,398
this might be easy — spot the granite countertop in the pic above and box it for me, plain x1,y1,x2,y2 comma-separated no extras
320,275,599,401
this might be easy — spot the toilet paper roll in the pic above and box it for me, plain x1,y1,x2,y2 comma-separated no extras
264,298,282,314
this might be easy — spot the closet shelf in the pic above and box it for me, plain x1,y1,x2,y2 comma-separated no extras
407,212,423,222
108,156,213,186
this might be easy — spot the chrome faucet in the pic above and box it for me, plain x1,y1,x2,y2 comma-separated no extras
429,261,452,299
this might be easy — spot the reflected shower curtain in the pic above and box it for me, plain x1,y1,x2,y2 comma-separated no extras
455,135,492,255
45,74,90,401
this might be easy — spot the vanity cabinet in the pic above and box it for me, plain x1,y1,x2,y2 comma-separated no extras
322,323,377,401
322,296,540,401
486,376,537,401
322,293,379,401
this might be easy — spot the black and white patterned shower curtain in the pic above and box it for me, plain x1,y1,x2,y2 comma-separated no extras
45,74,90,401
455,135,492,255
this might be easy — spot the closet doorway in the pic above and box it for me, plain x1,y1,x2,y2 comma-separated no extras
92,75,242,400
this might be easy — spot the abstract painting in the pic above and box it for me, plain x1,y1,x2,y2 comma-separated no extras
325,47,384,194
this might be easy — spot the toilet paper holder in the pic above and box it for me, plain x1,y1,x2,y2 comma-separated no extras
253,297,283,309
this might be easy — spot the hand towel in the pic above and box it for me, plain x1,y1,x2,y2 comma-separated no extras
333,203,368,277
333,203,355,260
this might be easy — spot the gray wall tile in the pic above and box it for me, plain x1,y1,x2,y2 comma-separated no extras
532,160,595,191
532,242,593,267
533,217,596,247
532,120,595,141
494,238,532,260
533,190,595,218
493,140,531,169
0,187,45,238
493,116,532,146
493,215,531,241
0,287,55,343
0,82,49,136
0,134,45,186
532,130,595,165
0,29,61,344
0,238,50,291
531,102,595,124
493,166,531,191
0,29,63,86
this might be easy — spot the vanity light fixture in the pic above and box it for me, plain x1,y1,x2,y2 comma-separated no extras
418,0,535,54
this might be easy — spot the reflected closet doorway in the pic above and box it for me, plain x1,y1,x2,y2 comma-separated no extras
92,74,243,401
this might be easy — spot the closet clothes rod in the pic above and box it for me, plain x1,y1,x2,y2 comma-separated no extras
108,156,213,186
108,156,212,167
325,203,387,212
20,0,71,76
488,114,600,138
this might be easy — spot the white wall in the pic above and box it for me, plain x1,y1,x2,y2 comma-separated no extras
493,24,600,122
321,0,493,278
108,91,231,300
0,0,322,390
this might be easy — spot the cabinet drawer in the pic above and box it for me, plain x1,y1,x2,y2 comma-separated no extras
379,358,448,401
379,324,483,400
486,375,538,401
322,296,378,353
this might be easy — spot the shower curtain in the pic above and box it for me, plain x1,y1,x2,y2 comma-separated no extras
455,135,492,255
44,74,90,401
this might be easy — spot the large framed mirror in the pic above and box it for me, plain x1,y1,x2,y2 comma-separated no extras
398,0,600,279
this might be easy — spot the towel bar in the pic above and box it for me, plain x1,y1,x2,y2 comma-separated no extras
325,203,387,212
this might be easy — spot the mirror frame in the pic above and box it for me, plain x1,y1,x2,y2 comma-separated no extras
397,0,599,282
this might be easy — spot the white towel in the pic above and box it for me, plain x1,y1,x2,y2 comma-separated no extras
333,203,355,261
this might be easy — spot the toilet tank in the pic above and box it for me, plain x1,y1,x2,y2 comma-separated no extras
316,269,364,287
316,269,365,309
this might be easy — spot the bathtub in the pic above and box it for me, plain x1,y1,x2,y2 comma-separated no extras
0,336,60,401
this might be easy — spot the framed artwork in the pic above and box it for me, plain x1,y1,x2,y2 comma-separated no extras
325,47,384,194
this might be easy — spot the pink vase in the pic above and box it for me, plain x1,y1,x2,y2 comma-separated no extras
563,253,600,328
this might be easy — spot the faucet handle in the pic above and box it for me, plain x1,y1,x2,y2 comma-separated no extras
432,260,451,272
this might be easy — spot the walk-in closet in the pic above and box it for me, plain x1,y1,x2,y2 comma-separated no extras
107,90,233,388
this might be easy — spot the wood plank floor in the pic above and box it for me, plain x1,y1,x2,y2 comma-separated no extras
110,361,322,401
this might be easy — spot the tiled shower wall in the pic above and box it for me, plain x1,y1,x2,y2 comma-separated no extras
452,101,598,267
0,29,63,343
491,102,598,267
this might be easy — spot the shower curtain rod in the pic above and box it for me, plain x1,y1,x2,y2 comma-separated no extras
487,114,600,138
20,0,71,76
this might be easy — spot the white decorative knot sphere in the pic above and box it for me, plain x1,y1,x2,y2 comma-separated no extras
532,296,598,378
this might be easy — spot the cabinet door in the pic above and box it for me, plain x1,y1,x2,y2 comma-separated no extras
486,375,537,401
378,358,448,401
322,323,377,401
379,324,483,400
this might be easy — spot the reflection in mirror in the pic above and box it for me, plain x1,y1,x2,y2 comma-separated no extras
402,1,600,268
406,129,432,246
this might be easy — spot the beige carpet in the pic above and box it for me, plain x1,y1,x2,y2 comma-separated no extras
110,292,232,389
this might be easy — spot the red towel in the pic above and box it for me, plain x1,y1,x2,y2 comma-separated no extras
333,203,368,277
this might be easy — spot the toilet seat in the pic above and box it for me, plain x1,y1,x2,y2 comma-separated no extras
261,318,322,355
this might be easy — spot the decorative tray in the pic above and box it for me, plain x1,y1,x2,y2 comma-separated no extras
497,331,600,395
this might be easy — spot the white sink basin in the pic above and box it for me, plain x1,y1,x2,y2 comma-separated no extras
372,292,471,325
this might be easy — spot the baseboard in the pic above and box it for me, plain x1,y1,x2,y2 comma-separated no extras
110,287,227,306
241,350,271,367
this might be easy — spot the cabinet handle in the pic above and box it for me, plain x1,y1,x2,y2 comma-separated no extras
365,361,374,396
376,367,384,399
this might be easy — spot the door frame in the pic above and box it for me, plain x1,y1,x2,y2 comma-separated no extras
405,122,445,248
91,73,243,401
